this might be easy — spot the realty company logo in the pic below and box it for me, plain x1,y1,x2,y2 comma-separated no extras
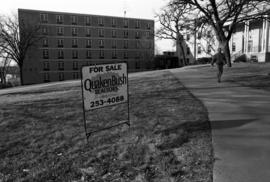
84,72,127,95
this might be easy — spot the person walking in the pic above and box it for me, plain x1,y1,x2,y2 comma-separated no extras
211,48,227,83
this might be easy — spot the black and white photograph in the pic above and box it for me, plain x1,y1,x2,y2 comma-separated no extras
1,0,270,181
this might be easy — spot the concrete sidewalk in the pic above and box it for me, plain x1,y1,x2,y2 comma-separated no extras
170,66,270,182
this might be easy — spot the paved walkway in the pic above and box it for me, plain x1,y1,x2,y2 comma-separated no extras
170,65,270,182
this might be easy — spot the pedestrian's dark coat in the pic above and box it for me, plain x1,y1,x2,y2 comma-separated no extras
212,52,226,65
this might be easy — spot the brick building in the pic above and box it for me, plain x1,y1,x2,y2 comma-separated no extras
18,9,154,84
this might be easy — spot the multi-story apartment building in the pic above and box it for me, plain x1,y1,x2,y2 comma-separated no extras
18,9,154,84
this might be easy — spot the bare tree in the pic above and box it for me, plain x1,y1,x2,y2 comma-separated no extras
171,0,270,67
200,28,217,56
0,14,41,85
156,3,195,66
0,52,11,85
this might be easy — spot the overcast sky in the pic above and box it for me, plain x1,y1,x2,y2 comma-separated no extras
0,0,175,53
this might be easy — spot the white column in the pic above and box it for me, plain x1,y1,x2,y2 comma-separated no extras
265,17,269,52
263,19,267,52
261,19,265,52
243,22,246,53
244,21,250,53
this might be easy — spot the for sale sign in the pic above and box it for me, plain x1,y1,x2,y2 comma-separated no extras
81,63,128,111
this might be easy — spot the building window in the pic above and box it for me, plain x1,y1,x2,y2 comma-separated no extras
112,50,117,59
86,50,92,58
124,40,128,49
124,30,128,38
206,31,211,38
99,39,104,48
112,18,116,27
124,19,128,28
112,30,116,38
72,39,78,48
71,15,77,25
98,17,104,26
146,31,150,39
186,34,190,41
73,61,78,70
56,15,64,24
72,50,78,59
136,20,140,28
185,47,190,55
148,41,152,49
135,31,140,39
43,73,50,82
207,45,211,54
58,39,63,47
124,52,128,59
43,61,50,71
43,38,48,47
99,50,104,59
112,40,117,48
232,42,236,52
58,50,64,59
86,28,91,37
147,22,151,29
136,41,140,49
72,27,78,36
135,52,140,59
42,27,48,35
43,49,49,59
136,61,140,69
86,39,92,48
40,13,48,23
73,72,79,79
85,16,91,25
198,44,202,54
198,32,202,39
58,61,64,70
57,27,64,35
248,40,253,52
59,72,64,81
99,29,104,37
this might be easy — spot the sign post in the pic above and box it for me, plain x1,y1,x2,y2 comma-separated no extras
80,62,129,140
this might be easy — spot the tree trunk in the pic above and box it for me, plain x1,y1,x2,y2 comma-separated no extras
177,41,187,66
0,71,5,85
19,65,24,85
219,40,232,67
0,69,7,85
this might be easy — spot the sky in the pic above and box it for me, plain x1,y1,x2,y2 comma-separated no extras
0,0,175,53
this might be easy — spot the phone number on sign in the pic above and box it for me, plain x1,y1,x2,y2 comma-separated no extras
90,96,125,108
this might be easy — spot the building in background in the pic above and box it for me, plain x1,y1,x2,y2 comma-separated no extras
176,27,217,65
18,9,154,84
230,17,270,63
154,51,179,69
177,15,270,64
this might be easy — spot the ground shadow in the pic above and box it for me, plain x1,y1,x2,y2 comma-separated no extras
210,118,256,130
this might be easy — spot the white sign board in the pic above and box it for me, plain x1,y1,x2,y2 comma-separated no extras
81,63,128,111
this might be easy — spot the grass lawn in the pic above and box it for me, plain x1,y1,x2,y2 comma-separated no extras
225,63,270,92
0,71,213,182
